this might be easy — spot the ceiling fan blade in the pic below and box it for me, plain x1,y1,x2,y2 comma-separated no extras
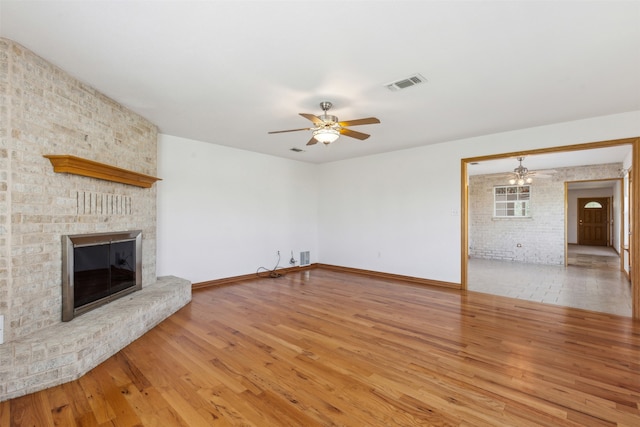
268,127,312,134
306,136,318,146
338,117,380,127
299,113,324,125
340,128,370,140
530,173,553,178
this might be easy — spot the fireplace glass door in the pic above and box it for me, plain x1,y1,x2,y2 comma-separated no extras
62,230,142,321
73,240,136,308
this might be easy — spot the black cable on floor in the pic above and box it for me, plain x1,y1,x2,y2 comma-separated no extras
256,252,286,278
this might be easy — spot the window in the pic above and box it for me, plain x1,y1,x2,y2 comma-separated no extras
494,185,530,217
584,201,603,208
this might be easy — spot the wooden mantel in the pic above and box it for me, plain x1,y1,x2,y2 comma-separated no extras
44,155,161,188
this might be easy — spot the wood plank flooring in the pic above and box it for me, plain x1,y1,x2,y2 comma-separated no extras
4,269,640,426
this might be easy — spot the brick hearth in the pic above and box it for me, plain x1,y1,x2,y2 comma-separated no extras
0,276,191,400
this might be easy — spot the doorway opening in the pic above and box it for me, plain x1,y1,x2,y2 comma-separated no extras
462,137,637,318
565,179,624,272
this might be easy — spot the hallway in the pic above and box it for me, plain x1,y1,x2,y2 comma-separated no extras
468,245,632,317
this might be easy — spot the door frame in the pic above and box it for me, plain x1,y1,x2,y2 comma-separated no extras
564,181,622,268
461,137,640,319
629,168,634,281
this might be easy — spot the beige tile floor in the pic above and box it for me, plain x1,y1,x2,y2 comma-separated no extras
467,245,632,317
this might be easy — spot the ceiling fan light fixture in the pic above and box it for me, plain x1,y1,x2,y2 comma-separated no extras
509,157,533,185
313,128,340,145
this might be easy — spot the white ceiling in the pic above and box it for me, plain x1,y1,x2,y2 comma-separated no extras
467,145,633,176
1,1,639,165
467,145,631,190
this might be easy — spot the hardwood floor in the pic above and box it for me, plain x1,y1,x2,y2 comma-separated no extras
4,269,640,426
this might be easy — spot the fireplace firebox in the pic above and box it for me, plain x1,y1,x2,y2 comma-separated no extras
62,230,142,321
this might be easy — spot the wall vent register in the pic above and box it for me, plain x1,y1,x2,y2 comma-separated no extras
299,251,311,266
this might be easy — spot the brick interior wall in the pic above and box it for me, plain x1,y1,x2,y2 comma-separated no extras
469,163,621,264
0,37,158,342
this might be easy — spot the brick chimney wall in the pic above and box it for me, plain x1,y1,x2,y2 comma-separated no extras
0,39,190,402
1,37,160,342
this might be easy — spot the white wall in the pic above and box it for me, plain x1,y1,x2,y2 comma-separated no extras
614,179,622,252
622,148,633,273
317,144,463,282
157,134,319,283
157,111,639,285
317,111,640,284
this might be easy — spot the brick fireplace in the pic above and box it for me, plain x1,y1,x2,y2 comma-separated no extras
0,38,191,401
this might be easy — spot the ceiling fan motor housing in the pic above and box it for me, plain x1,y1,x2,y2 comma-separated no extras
319,101,333,112
320,115,339,126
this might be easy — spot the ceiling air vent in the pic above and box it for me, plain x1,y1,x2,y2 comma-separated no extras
385,73,427,91
290,148,304,153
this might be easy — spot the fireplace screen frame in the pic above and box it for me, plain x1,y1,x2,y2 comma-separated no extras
62,230,142,321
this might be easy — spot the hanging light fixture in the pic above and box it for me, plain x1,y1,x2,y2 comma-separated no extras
508,157,533,185
313,128,340,145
